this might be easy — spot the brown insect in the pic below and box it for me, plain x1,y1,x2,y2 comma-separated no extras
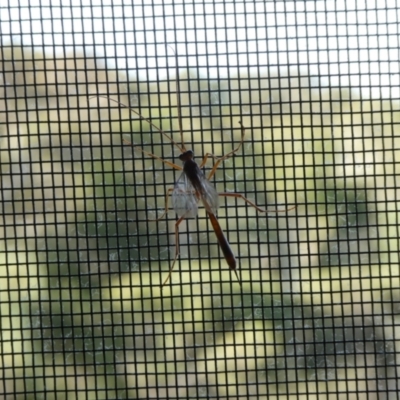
94,50,295,287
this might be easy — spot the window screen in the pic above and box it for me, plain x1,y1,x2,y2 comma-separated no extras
1,1,399,399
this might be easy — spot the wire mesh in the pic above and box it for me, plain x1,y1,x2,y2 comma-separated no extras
0,1,399,399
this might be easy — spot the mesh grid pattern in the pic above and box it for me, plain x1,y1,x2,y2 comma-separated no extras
0,1,399,399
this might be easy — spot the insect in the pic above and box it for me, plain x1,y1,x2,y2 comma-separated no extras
95,50,295,287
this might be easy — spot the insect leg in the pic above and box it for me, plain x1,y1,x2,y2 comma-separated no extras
218,192,296,213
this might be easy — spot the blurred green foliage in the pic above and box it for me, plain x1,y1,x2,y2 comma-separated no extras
0,43,399,398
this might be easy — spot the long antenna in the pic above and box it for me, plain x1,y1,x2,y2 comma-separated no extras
168,45,186,152
89,95,185,153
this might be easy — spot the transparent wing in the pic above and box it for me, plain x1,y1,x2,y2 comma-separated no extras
171,172,199,218
197,173,219,214
172,169,220,217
